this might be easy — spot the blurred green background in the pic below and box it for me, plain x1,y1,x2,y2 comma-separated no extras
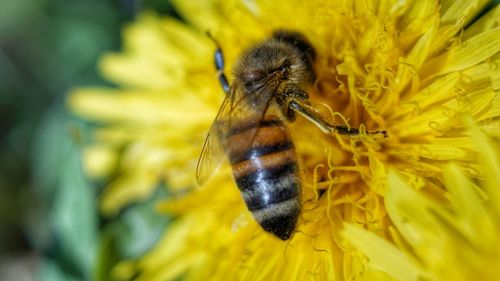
0,1,174,280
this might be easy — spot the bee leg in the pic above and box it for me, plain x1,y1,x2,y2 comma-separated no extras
276,96,297,121
286,107,296,121
207,32,230,94
284,86,309,101
288,99,388,138
279,87,311,121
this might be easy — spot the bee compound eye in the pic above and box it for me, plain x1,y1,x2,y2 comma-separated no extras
280,65,288,74
279,60,291,74
244,70,263,82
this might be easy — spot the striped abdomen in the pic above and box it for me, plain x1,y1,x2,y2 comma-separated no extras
224,115,300,240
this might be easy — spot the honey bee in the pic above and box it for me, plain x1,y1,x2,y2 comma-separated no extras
197,30,386,240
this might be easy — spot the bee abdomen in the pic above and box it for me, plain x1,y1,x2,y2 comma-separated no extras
226,115,300,240
236,162,299,211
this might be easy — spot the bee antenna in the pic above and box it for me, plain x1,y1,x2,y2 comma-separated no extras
206,31,219,47
206,31,230,94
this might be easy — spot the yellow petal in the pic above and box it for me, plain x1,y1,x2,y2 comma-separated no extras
100,14,212,90
343,223,424,281
466,116,500,215
398,0,440,47
430,0,490,55
462,5,500,40
69,88,217,125
385,171,439,248
391,72,460,119
419,143,468,160
422,27,500,78
392,16,439,97
100,167,159,216
443,164,496,249
440,0,489,26
82,145,118,178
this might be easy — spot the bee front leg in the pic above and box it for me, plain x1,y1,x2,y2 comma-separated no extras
279,100,297,122
279,87,311,122
287,96,388,138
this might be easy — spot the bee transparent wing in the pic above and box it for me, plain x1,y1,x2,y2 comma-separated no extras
196,84,275,186
196,93,233,186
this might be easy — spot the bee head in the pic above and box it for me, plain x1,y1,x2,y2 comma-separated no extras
234,38,314,93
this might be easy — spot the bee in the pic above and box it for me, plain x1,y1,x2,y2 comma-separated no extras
197,30,386,240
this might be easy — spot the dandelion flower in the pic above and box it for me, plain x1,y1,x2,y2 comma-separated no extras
344,119,500,281
69,0,500,280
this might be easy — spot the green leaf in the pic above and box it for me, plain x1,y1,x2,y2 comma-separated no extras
96,188,169,281
37,258,82,281
32,104,98,280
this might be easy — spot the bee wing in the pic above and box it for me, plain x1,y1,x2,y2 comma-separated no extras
196,93,233,186
196,84,275,186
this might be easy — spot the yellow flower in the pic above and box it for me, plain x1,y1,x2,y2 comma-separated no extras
69,0,500,280
344,118,500,281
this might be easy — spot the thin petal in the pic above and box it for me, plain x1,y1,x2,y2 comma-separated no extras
462,5,500,40
443,164,496,249
69,88,217,125
422,27,500,78
429,0,490,55
343,224,423,281
466,116,500,216
100,167,160,215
